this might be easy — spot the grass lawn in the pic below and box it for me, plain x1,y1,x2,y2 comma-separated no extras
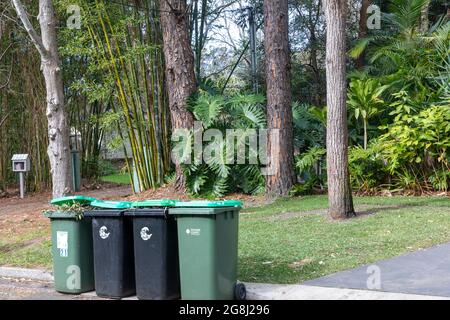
0,225,52,268
239,195,450,283
1,195,449,285
99,173,131,185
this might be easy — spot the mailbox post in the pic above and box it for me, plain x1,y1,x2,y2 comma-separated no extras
70,129,82,192
11,154,30,199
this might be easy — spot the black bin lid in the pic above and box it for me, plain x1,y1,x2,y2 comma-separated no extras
124,209,168,217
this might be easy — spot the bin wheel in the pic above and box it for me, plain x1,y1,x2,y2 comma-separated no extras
235,282,246,300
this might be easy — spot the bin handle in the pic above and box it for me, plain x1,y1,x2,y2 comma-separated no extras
163,207,169,219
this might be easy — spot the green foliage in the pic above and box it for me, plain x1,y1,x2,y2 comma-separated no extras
58,0,171,191
380,104,450,173
344,2,449,193
45,203,89,221
191,94,225,127
292,103,325,150
97,159,116,176
347,79,388,122
289,179,318,196
296,146,326,175
347,78,389,148
294,146,326,193
180,92,266,197
348,142,387,193
386,0,430,32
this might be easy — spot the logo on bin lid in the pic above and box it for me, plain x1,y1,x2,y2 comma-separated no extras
99,226,110,239
185,228,201,236
140,227,152,241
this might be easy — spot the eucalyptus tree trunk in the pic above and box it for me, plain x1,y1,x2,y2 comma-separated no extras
159,0,196,191
420,0,430,33
264,0,295,197
324,0,355,219
356,0,370,69
12,0,72,198
195,0,207,79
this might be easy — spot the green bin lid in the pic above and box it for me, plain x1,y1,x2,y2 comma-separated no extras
50,195,97,207
90,200,132,209
131,199,177,208
174,200,242,208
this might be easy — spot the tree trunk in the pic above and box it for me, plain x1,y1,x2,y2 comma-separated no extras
356,0,370,69
264,0,295,197
324,0,355,219
420,0,430,33
159,0,196,191
310,28,322,106
195,0,207,79
309,0,323,106
12,0,72,198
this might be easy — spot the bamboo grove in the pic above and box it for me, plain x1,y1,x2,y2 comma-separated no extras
1,0,171,193
0,2,51,192
64,0,171,191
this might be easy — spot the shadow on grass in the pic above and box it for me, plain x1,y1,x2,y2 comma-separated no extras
238,255,329,284
0,237,48,254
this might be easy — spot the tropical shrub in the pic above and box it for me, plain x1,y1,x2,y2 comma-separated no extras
347,78,388,149
176,92,266,197
292,103,325,151
379,100,450,192
293,146,326,194
348,141,388,193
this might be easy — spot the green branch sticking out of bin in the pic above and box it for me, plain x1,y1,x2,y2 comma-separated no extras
44,196,97,220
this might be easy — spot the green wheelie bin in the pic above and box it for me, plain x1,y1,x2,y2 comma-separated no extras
169,200,246,300
44,196,96,294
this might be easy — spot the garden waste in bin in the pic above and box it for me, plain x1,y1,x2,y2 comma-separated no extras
85,200,135,299
169,200,246,300
124,199,180,300
45,196,97,294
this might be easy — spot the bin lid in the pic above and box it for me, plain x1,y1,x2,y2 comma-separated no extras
90,200,132,209
43,211,82,219
124,209,168,217
50,195,97,207
84,210,125,217
131,199,176,208
174,200,242,208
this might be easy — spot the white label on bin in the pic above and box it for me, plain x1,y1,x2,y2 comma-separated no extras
57,230,68,253
186,228,201,236
140,227,152,241
99,226,110,239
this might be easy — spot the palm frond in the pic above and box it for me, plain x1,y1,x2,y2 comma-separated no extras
241,104,267,128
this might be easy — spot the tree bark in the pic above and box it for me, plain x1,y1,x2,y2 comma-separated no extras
195,0,207,79
12,0,72,198
159,0,196,191
264,0,295,197
420,0,430,33
356,0,370,69
308,0,323,106
324,0,355,219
